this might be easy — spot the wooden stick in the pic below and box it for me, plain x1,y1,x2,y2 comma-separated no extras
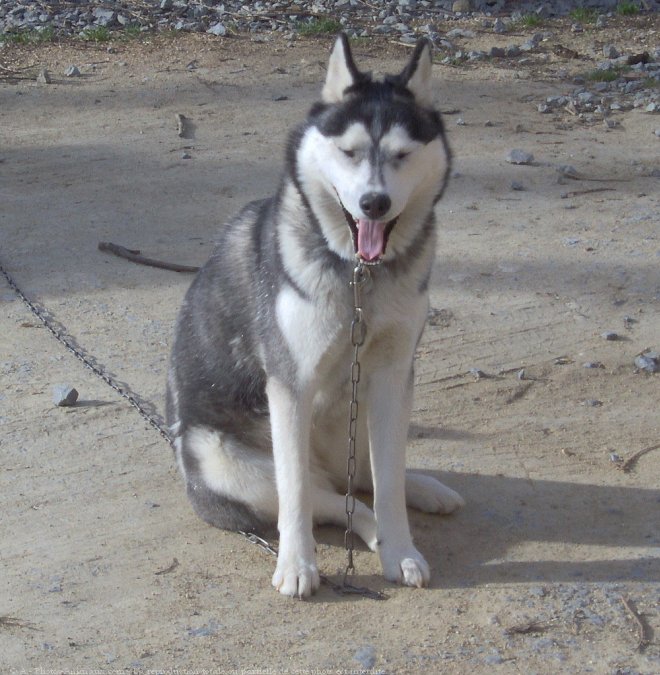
98,242,199,273
561,187,616,199
621,596,651,650
504,618,554,635
617,443,660,473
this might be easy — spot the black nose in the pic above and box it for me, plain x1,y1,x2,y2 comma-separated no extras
359,192,391,220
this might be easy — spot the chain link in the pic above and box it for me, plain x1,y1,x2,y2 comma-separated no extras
344,261,369,580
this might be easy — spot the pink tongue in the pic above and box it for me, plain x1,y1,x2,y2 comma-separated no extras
357,219,386,262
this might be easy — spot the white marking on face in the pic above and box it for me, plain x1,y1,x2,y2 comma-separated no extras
296,121,448,259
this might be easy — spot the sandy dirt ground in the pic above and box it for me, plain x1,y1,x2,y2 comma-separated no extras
1,21,659,675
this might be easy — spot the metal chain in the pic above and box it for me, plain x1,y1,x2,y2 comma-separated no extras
0,261,171,442
339,260,387,600
344,260,369,580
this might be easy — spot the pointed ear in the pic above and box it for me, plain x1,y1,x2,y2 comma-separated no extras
399,39,434,107
322,33,362,104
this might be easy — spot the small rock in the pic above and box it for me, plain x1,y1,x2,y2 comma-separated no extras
181,152,192,160
489,46,506,58
557,164,579,179
493,18,507,34
645,102,658,114
601,331,619,341
571,22,583,33
596,14,607,28
634,351,659,374
484,120,493,127
510,181,524,191
36,69,51,84
602,45,620,59
452,0,472,13
603,118,618,129
582,399,603,407
505,45,522,58
353,645,376,669
456,117,466,126
64,65,81,77
655,129,660,137
583,361,604,369
92,8,116,27
207,22,226,37
506,149,534,165
53,385,79,407
446,28,475,39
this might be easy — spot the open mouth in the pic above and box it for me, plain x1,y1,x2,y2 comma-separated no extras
339,204,399,263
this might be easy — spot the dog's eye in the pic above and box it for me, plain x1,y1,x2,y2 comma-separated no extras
341,149,356,159
395,151,410,162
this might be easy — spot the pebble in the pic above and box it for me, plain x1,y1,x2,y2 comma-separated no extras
583,361,604,369
557,164,579,179
506,149,534,165
493,18,507,34
36,68,50,84
582,399,603,407
511,180,524,191
64,65,81,77
207,22,226,37
600,331,619,341
53,385,79,407
353,645,376,669
634,351,659,373
602,45,620,59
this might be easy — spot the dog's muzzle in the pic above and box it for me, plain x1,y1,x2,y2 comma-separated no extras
338,199,399,263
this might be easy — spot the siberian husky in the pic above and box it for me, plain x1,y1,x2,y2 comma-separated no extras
166,34,464,598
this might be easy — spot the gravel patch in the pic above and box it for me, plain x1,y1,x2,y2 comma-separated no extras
1,1,659,42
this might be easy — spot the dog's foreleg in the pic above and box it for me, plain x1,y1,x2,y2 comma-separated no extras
367,366,431,588
266,377,320,598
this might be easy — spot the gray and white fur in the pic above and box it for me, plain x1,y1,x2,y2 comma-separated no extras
166,34,464,598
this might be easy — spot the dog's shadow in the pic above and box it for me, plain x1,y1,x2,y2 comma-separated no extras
314,470,659,595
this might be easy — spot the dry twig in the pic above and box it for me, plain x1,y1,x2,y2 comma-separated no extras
615,443,660,473
0,616,37,630
504,617,555,635
98,242,199,273
621,596,651,650
154,558,180,576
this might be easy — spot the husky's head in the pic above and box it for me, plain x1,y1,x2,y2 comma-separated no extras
295,34,451,264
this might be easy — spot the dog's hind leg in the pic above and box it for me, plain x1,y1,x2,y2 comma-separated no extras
405,472,465,514
312,489,378,551
175,426,279,534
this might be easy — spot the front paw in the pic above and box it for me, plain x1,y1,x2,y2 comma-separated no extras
379,544,430,588
272,553,320,598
